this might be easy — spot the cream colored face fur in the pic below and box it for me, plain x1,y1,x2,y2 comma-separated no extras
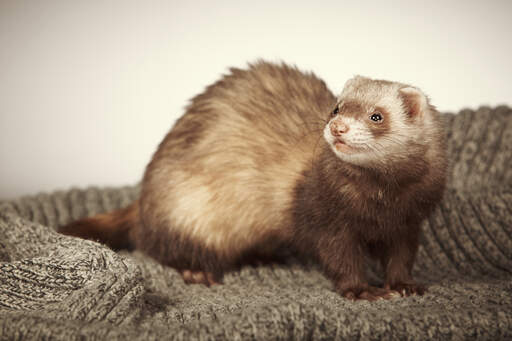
323,75,431,166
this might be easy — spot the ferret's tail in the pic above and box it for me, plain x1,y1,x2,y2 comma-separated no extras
59,200,138,250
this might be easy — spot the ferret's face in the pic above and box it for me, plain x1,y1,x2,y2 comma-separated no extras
323,76,430,167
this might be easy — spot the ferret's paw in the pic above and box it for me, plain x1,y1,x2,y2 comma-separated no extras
180,270,220,287
385,282,426,297
342,286,401,301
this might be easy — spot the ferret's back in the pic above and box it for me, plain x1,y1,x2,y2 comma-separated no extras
140,62,336,256
163,62,335,158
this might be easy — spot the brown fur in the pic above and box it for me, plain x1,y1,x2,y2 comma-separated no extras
59,202,138,251
59,61,447,300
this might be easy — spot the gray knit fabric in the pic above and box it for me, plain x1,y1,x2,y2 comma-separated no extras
1,106,511,340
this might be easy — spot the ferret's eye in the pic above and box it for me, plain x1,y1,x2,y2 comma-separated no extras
370,112,383,122
330,107,339,117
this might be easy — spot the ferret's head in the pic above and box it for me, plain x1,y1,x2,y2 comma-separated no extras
323,76,440,169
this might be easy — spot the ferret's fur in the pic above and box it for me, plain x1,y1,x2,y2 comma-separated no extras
60,61,447,300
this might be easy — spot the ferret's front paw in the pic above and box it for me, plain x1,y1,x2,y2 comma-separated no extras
341,286,401,301
385,282,426,296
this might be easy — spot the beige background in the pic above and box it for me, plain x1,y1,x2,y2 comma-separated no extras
1,0,511,199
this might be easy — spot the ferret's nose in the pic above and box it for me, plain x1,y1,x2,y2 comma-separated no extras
330,121,349,136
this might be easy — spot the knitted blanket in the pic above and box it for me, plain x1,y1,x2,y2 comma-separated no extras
1,106,511,340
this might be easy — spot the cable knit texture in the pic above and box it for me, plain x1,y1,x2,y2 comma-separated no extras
1,106,511,340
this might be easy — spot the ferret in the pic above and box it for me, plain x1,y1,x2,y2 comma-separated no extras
60,61,447,301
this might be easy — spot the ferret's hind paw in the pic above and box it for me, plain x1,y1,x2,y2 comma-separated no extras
180,270,220,287
342,286,401,301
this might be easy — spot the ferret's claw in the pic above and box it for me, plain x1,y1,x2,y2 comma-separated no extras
342,286,400,301
385,282,426,296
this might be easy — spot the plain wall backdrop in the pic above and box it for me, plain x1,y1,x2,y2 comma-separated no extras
1,0,511,199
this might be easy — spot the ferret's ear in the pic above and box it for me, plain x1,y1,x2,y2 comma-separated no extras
340,75,367,99
344,75,368,88
399,86,428,118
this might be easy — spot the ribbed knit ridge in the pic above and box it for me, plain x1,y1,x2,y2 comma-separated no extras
0,106,511,340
